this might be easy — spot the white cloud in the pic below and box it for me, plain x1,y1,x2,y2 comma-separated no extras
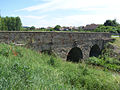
16,0,120,27
19,14,120,27
18,0,120,12
50,14,120,26
20,15,47,19
18,0,58,12
19,15,48,27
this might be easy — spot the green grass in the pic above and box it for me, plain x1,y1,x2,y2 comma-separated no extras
86,57,120,72
111,37,120,48
0,43,120,90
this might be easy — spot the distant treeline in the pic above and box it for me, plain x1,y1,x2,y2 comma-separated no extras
0,16,22,31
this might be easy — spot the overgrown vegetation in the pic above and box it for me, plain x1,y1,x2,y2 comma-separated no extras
86,57,120,72
86,37,120,72
94,25,120,33
111,37,120,48
0,43,120,90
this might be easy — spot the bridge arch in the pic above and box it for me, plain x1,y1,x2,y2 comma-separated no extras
89,44,101,57
67,47,83,62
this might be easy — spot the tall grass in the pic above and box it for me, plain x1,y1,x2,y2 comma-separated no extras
0,43,120,90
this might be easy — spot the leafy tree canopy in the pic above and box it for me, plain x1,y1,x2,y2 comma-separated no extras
54,25,61,31
0,16,22,31
30,26,35,30
104,19,119,26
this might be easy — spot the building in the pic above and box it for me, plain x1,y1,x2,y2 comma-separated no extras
84,24,99,30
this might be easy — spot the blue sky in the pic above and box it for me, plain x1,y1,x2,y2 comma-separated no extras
0,0,120,27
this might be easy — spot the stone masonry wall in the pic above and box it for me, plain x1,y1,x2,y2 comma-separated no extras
0,31,112,60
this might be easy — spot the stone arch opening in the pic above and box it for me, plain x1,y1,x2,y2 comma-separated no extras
89,44,101,57
67,47,83,62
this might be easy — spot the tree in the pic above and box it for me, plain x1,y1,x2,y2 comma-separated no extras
30,26,35,30
104,19,119,26
5,16,9,31
0,16,22,31
113,19,118,26
1,18,7,30
54,25,61,31
15,16,22,31
11,17,16,31
7,17,14,31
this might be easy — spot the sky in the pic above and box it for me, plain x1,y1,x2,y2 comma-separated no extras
0,0,120,27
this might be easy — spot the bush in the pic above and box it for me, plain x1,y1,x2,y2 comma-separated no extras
86,56,120,72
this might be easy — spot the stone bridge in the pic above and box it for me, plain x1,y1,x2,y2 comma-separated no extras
0,32,112,62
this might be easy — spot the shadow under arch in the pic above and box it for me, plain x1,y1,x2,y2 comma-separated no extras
89,44,101,57
67,47,83,62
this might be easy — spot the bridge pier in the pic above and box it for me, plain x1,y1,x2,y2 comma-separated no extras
81,46,90,60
